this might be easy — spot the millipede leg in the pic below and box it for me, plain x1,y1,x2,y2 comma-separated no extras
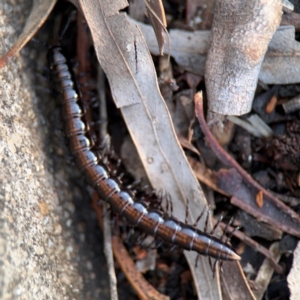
204,208,211,233
185,199,189,224
211,214,224,235
221,216,234,242
193,206,207,227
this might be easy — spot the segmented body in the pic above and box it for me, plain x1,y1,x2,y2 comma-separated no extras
52,47,240,261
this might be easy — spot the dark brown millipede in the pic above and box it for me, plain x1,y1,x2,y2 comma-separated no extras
51,46,240,262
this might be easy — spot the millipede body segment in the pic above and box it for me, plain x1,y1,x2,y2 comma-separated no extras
51,46,240,262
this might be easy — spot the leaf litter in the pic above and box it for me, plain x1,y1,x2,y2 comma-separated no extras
1,0,299,299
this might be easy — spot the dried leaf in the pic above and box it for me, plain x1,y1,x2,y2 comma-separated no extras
129,0,146,21
134,20,300,90
133,15,300,94
132,18,211,75
178,135,200,155
259,26,300,84
187,156,229,196
79,0,223,298
144,0,167,55
236,211,282,241
215,160,300,237
221,262,256,300
0,0,56,68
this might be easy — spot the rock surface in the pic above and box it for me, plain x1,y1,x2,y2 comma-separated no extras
0,1,109,299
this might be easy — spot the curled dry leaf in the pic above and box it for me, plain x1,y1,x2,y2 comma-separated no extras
205,0,282,115
128,0,167,53
144,0,167,55
0,0,56,68
78,0,224,298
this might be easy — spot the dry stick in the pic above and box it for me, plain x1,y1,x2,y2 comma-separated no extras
194,92,300,237
102,204,118,300
91,193,119,300
217,221,283,274
97,65,108,141
282,94,300,113
91,194,170,300
253,242,281,300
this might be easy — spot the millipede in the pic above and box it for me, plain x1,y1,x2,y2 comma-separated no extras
51,46,240,262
